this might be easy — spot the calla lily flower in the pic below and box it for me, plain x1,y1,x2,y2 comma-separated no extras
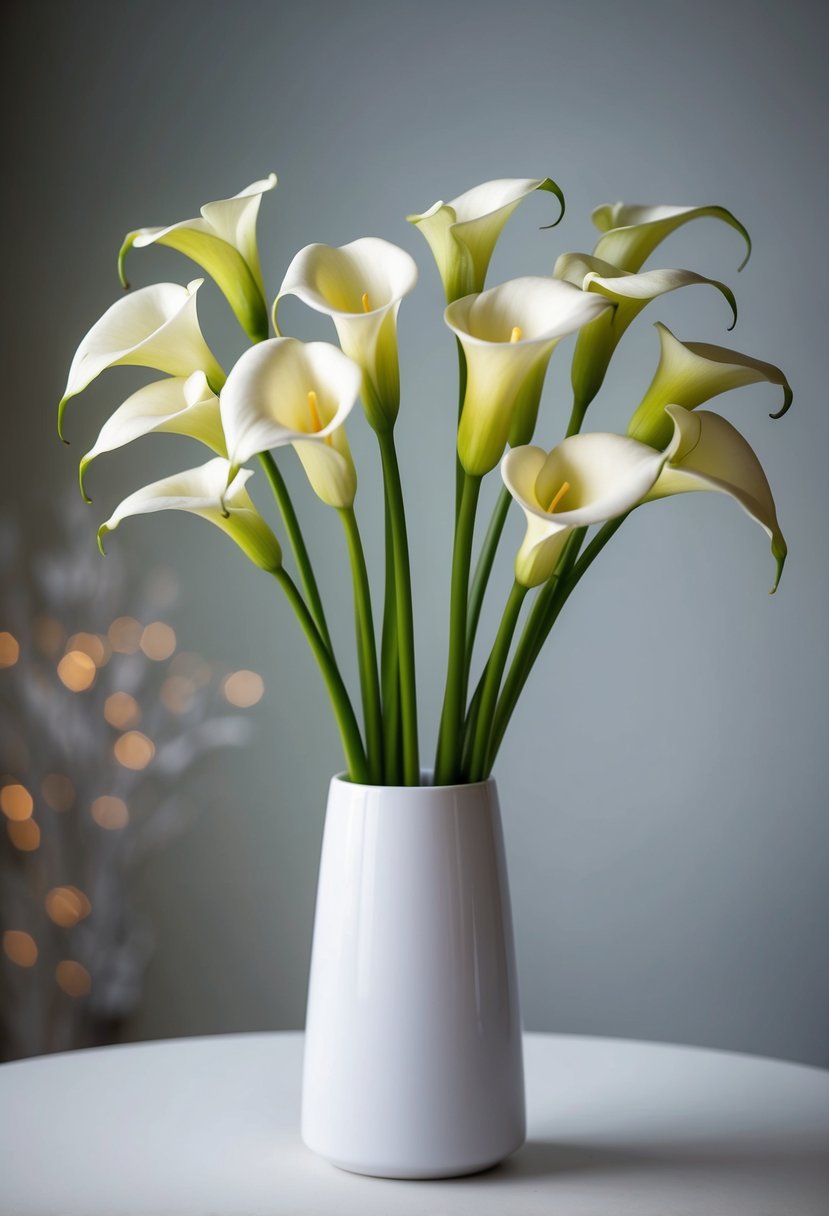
628,323,793,448
79,371,225,502
445,277,614,476
220,337,361,510
98,457,282,572
647,405,787,591
554,252,738,414
407,177,565,302
58,279,224,440
502,434,667,586
591,202,752,273
274,238,417,432
118,174,277,341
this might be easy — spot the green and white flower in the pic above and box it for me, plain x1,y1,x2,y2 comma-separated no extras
591,202,751,273
408,176,565,302
446,276,613,476
58,279,224,440
502,435,667,586
554,253,737,416
220,337,361,509
274,238,416,432
98,458,282,572
647,405,787,591
628,322,792,448
79,371,225,501
118,174,277,341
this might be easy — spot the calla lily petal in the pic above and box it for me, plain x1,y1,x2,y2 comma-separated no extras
58,279,224,440
220,337,361,509
647,405,787,591
445,277,614,476
502,435,667,586
592,202,751,273
555,252,738,412
118,174,277,341
98,457,282,572
628,322,793,448
79,372,226,502
274,238,417,431
408,177,565,302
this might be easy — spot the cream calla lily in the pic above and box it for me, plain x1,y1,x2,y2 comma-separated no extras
554,253,737,414
502,435,667,587
220,337,361,509
628,322,793,448
647,405,787,592
274,238,416,432
408,177,565,302
79,372,225,502
98,457,282,572
58,279,224,440
446,277,614,476
592,202,752,273
118,174,277,341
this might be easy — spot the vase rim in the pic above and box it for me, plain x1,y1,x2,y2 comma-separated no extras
331,769,496,793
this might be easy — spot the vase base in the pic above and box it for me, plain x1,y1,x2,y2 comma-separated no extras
310,1134,526,1181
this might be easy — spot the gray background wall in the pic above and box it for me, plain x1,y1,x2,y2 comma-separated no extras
2,0,827,1065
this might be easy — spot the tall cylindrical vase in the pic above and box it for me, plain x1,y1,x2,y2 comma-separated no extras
302,774,525,1179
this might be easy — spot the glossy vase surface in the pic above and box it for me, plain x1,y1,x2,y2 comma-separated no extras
301,774,525,1179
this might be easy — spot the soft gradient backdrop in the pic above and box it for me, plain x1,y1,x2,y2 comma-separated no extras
3,0,827,1065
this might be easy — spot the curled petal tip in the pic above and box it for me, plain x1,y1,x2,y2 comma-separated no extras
770,380,793,420
737,225,752,272
96,525,109,556
57,397,70,443
78,459,92,504
117,234,136,290
770,544,787,594
721,284,738,331
538,178,566,230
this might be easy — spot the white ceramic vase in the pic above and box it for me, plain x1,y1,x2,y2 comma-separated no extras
301,774,525,1179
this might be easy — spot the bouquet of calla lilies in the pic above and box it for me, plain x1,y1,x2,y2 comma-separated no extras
59,175,791,788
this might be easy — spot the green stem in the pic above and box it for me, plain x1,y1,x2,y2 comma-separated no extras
378,429,420,785
340,507,384,785
381,497,402,784
488,515,629,767
258,452,333,653
273,568,368,783
435,472,482,785
466,484,512,674
467,580,527,782
461,669,485,777
487,530,586,769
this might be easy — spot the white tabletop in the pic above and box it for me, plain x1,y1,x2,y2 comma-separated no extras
1,1032,827,1215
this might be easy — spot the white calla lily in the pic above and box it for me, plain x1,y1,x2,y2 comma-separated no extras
628,322,793,448
592,202,751,273
446,277,614,476
408,177,565,302
98,457,282,572
220,337,361,509
274,238,416,432
554,253,737,416
59,279,224,440
118,174,277,341
79,372,225,502
502,435,667,587
647,405,787,591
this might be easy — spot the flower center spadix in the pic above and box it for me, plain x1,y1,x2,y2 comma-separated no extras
546,480,570,513
509,326,523,343
361,292,371,313
306,389,334,446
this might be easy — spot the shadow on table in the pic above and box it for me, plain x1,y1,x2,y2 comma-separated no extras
490,1137,829,1182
